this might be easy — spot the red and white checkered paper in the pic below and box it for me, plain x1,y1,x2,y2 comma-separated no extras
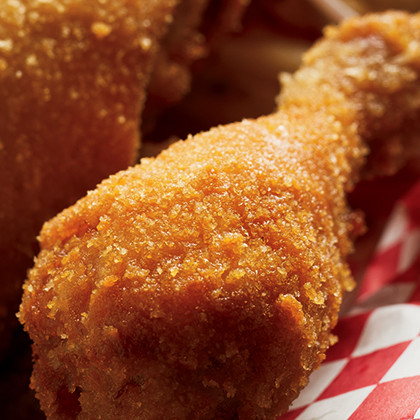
279,180,420,420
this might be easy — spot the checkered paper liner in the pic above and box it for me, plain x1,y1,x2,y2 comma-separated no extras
279,180,420,420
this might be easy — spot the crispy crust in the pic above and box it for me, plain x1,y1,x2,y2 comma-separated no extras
19,11,420,419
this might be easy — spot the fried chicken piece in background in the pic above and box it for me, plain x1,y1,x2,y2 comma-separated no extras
20,11,420,419
141,0,337,149
143,0,250,126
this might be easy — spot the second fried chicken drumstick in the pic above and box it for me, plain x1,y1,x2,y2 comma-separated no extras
19,12,420,419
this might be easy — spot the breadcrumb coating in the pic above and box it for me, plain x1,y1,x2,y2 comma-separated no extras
19,12,420,419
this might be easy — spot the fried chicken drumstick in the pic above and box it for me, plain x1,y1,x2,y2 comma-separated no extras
19,12,420,419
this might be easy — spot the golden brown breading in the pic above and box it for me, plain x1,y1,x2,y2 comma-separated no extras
19,12,420,419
